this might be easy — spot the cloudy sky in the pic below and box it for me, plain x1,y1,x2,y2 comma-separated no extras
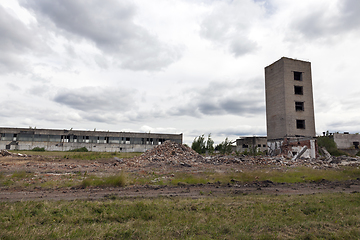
1,0,360,145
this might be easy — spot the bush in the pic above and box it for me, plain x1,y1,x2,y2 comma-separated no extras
191,134,214,154
317,136,348,156
31,147,45,151
68,147,89,152
216,137,232,155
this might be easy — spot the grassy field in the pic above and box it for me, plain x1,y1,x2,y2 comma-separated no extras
1,167,360,190
0,193,359,239
10,150,142,160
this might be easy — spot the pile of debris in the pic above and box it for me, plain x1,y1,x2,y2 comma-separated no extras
0,150,28,158
129,141,204,167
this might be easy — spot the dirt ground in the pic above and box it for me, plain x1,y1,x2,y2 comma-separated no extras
1,153,360,202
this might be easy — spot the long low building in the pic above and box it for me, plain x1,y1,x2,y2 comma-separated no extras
0,127,183,152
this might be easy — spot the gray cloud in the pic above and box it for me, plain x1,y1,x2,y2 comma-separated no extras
290,0,360,41
53,87,138,112
327,120,360,133
21,0,183,71
199,1,261,56
0,6,37,74
168,78,265,117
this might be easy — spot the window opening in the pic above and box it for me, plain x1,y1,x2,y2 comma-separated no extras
296,120,305,129
295,102,304,111
353,142,359,149
294,71,302,81
294,86,303,95
242,144,248,148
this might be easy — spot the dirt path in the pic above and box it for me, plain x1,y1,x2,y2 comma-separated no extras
1,179,359,202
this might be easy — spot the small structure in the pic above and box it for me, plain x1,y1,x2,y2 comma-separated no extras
265,57,317,158
333,132,360,155
0,127,182,152
236,136,267,154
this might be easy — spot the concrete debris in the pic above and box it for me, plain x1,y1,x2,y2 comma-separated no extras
292,145,307,161
321,147,332,161
126,141,360,169
114,157,123,163
130,141,204,167
1,150,27,157
1,141,359,171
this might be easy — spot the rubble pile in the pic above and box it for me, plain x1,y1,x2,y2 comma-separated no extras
129,141,204,167
204,154,360,168
0,150,27,157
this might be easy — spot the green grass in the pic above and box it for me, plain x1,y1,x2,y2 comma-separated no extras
0,193,359,239
145,167,360,186
81,173,127,188
1,167,360,190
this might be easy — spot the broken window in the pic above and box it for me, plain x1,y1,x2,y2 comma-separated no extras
262,144,266,147
294,71,302,81
294,86,303,95
296,120,305,129
242,144,248,148
258,144,261,147
295,101,304,111
353,142,359,149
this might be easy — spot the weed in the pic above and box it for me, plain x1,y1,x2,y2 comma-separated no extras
68,147,89,152
81,173,127,188
11,171,33,179
31,147,45,151
0,193,359,239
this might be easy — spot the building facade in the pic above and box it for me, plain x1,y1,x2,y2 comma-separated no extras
236,136,267,153
265,57,316,158
0,127,182,152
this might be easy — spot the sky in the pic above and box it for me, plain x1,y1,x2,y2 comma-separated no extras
1,0,360,145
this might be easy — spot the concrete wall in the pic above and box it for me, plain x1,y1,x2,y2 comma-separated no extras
0,127,183,152
333,133,360,149
0,141,158,152
265,57,316,140
236,137,267,153
267,137,316,159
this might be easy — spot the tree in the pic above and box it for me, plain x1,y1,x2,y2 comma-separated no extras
191,134,215,154
191,134,206,154
216,137,233,155
206,134,214,154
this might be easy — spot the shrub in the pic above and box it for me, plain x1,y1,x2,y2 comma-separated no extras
31,147,45,151
68,147,89,152
317,136,348,156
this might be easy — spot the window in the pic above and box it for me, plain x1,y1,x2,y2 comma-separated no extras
296,120,305,129
353,142,359,149
295,102,304,111
258,144,261,147
294,71,302,81
242,144,248,148
294,86,303,95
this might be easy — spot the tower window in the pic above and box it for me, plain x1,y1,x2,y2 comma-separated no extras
294,86,303,95
296,120,305,129
294,71,302,81
295,102,304,111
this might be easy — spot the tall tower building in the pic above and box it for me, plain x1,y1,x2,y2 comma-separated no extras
265,57,316,142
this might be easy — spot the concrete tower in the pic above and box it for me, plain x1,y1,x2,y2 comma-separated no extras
265,57,316,141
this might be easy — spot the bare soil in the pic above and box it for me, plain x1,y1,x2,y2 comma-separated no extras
1,153,360,202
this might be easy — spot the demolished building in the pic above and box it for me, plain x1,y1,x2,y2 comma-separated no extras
236,136,267,154
0,127,182,152
265,57,317,158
